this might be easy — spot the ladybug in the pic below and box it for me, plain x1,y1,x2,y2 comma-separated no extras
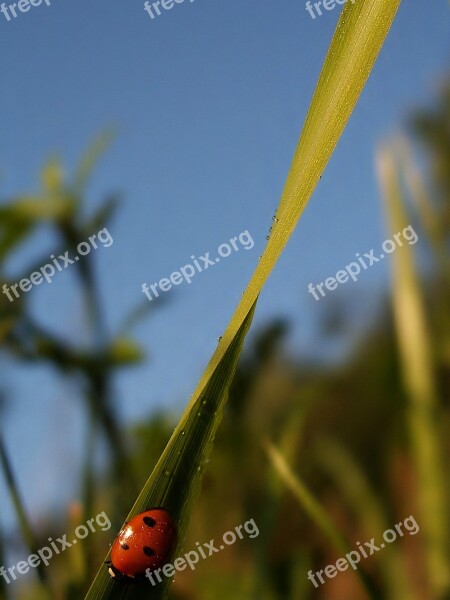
108,508,177,581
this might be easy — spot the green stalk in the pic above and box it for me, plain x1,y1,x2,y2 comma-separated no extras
316,437,416,600
264,440,348,555
377,144,449,598
264,441,380,600
397,137,450,284
0,434,50,593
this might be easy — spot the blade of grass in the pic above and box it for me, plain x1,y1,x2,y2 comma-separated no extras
186,0,402,413
263,439,347,554
315,437,416,600
0,434,51,595
0,529,6,600
86,1,402,598
255,402,308,598
84,301,257,600
397,137,450,282
79,412,97,582
263,440,380,600
377,144,449,598
290,550,314,600
66,503,89,595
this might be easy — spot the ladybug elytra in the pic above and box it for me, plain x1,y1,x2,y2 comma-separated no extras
108,508,177,581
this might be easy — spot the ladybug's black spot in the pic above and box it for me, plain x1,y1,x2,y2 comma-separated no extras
143,546,155,557
143,516,157,527
120,543,130,550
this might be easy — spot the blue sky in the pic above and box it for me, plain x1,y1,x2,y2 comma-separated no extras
0,0,449,540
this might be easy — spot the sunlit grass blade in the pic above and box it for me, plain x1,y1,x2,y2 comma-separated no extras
84,302,257,600
86,1,402,597
264,440,379,600
315,437,416,600
396,137,450,366
377,144,449,598
397,137,450,280
186,0,402,411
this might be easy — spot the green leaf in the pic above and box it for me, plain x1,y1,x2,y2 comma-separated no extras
41,159,64,194
0,206,34,259
0,195,74,223
106,337,145,366
83,196,120,238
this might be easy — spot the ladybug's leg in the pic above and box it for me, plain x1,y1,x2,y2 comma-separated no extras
108,567,117,578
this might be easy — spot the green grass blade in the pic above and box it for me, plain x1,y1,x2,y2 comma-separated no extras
186,0,402,411
316,437,416,600
0,529,6,600
377,144,450,598
85,2,402,597
264,440,348,555
264,441,379,600
315,438,386,535
0,434,51,593
84,301,257,600
397,137,450,283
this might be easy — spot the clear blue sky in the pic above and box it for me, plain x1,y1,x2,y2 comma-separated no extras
0,0,449,539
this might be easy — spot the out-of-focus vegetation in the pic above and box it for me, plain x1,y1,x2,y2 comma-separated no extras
1,78,449,600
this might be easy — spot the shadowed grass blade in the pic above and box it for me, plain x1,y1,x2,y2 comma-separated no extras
84,301,257,600
0,434,51,595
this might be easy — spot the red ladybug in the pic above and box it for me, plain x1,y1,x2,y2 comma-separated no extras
108,508,177,581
